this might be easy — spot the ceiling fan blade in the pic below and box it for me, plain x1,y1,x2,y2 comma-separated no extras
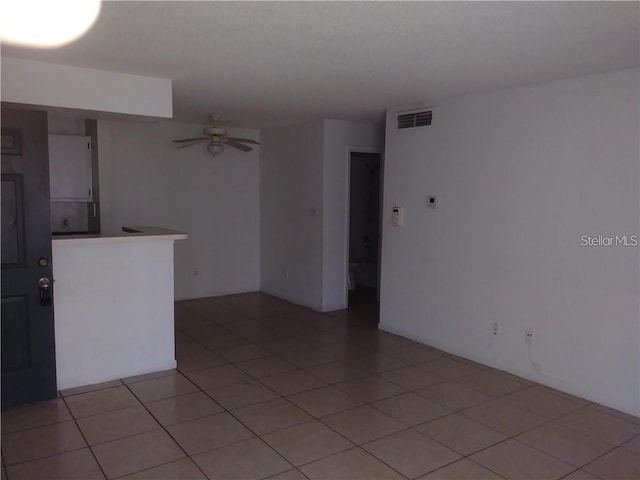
224,140,253,152
177,140,205,149
227,136,259,145
172,137,208,143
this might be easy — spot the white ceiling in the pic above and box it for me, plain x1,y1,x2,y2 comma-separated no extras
3,1,639,128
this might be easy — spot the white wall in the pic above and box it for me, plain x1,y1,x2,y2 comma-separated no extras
53,235,179,389
322,120,383,310
260,121,325,309
260,119,382,311
98,119,261,300
381,68,640,415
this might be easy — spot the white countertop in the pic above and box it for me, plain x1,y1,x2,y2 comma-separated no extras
52,226,188,244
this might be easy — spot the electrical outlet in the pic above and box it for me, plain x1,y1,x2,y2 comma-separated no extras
492,322,499,335
526,328,534,344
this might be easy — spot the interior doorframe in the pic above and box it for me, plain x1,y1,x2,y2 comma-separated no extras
343,146,384,307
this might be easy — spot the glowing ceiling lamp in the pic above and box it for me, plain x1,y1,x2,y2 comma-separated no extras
1,0,101,48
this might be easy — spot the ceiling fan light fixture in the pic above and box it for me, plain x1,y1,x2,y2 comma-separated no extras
172,115,257,156
207,143,225,156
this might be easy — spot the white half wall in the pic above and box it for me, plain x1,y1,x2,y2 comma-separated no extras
260,121,324,310
98,119,261,300
1,57,172,118
381,68,640,415
322,120,383,310
53,236,178,389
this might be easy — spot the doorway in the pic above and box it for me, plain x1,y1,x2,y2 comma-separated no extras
347,152,381,317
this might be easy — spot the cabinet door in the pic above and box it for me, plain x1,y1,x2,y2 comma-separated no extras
49,134,92,201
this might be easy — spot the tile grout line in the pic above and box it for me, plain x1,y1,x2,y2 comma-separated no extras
451,398,626,480
120,363,312,478
119,379,212,480
58,393,110,480
1,415,96,472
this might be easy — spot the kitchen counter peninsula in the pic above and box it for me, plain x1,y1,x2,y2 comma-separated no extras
52,226,187,390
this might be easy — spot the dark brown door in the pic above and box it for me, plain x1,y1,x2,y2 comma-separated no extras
2,107,57,407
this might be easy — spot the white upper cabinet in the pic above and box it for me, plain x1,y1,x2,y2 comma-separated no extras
48,134,92,201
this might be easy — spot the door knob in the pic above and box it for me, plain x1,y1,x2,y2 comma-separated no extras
38,277,52,306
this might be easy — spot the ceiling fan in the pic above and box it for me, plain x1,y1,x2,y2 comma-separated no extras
172,115,258,156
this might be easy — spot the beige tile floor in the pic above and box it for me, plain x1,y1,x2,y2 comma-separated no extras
2,292,639,480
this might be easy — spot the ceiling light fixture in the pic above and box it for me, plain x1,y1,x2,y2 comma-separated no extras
0,0,101,48
207,143,225,157
172,115,259,156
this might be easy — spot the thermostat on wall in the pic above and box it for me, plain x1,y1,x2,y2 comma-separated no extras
427,195,438,209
